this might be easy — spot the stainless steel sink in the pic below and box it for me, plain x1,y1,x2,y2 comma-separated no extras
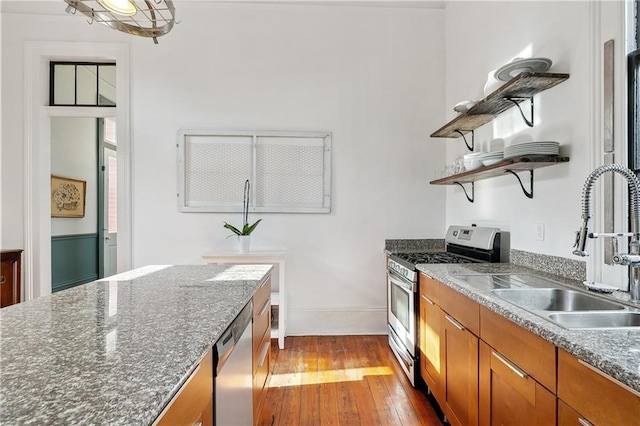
492,288,625,312
452,272,640,329
547,312,640,329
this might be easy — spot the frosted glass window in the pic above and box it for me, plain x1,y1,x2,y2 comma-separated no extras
178,130,331,213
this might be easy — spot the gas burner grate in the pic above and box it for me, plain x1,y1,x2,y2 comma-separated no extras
395,252,477,265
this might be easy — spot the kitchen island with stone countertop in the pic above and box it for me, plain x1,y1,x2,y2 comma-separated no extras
0,264,272,425
417,262,640,394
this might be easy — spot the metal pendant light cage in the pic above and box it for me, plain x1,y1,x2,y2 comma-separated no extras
64,0,176,44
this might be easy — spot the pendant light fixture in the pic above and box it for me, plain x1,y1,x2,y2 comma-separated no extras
63,0,176,44
96,0,136,16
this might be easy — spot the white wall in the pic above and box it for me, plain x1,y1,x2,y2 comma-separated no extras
1,3,446,334
50,117,97,236
442,1,627,287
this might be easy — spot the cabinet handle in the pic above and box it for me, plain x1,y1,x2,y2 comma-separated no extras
578,418,594,426
258,340,270,367
577,358,640,398
445,314,465,331
492,351,528,379
258,299,270,317
421,294,434,305
0,276,5,284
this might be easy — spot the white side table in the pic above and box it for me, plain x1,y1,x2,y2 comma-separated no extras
202,250,287,349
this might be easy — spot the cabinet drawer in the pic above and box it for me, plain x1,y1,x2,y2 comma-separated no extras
419,272,441,305
253,333,271,425
155,348,213,426
558,349,640,425
439,283,479,336
479,306,555,392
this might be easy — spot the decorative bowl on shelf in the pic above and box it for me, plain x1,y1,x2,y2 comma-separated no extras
453,100,479,113
494,57,553,81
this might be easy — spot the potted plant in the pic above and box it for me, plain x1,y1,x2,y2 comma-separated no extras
223,179,262,252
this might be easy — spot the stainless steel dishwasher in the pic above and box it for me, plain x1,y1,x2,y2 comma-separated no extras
213,301,253,426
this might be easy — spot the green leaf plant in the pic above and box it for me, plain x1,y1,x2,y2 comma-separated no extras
223,180,262,236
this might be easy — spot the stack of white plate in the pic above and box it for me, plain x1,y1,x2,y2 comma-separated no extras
503,141,559,159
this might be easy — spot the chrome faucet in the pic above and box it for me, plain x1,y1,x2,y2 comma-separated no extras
573,164,640,302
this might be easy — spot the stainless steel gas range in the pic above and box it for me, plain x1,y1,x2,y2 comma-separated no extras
386,225,505,387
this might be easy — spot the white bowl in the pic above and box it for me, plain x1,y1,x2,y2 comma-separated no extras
464,160,483,170
482,158,502,167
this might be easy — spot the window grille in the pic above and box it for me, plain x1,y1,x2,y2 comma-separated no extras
177,130,332,213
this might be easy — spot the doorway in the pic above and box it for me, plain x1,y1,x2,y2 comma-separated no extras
49,117,118,291
25,42,131,300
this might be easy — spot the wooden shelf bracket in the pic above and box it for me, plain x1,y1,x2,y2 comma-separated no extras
506,97,535,127
504,169,534,198
455,129,475,151
454,181,474,203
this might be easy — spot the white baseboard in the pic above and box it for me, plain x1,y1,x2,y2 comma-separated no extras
286,306,387,335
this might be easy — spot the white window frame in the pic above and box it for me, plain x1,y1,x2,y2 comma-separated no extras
177,129,332,213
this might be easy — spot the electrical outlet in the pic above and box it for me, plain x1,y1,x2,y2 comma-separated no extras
536,223,545,241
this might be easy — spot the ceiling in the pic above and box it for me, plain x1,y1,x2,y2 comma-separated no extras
0,0,446,15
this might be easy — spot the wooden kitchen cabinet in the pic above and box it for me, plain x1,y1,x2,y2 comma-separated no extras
252,277,271,425
442,312,479,426
418,273,443,403
1,250,23,308
478,341,555,425
479,306,556,392
557,400,586,426
440,283,479,426
418,274,479,426
557,349,640,425
154,348,213,426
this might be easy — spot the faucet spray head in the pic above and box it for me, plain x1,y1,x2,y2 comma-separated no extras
573,221,590,257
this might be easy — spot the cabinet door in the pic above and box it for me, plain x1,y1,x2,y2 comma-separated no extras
443,313,478,426
479,342,555,426
0,252,21,308
558,349,640,425
419,292,443,404
557,399,589,426
155,349,213,426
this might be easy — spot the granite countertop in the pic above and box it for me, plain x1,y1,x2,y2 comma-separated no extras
416,263,640,393
0,264,272,425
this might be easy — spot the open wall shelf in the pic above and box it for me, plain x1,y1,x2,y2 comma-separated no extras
430,72,570,143
430,155,569,202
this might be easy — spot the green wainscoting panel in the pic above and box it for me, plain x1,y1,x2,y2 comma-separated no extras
51,233,98,293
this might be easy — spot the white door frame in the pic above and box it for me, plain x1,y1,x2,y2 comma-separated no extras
24,42,132,299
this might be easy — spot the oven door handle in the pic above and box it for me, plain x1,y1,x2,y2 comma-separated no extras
388,270,415,292
388,326,413,369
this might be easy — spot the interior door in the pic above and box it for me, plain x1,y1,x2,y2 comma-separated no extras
103,146,118,277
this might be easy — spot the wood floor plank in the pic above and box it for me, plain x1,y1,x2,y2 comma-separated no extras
260,335,442,426
317,337,341,425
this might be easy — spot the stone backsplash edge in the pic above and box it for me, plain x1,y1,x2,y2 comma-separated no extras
510,249,586,281
384,239,445,253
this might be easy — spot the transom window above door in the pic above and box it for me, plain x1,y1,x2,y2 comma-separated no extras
50,62,116,107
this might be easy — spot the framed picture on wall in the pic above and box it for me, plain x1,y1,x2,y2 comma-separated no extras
51,175,86,218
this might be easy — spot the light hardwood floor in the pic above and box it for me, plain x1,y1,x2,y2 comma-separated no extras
258,335,443,426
